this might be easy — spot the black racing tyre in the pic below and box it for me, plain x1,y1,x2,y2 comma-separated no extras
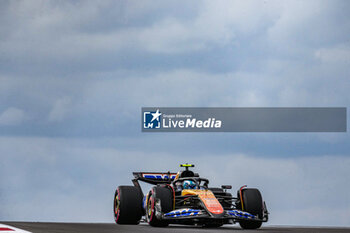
114,186,143,224
238,188,263,229
239,220,262,229
147,186,173,227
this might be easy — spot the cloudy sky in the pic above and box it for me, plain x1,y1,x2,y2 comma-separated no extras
0,0,349,227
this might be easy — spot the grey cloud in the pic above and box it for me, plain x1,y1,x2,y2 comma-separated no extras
0,0,348,75
0,107,25,126
315,43,350,63
2,68,349,135
48,97,72,122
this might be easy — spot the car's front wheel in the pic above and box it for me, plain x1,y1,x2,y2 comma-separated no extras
238,188,263,229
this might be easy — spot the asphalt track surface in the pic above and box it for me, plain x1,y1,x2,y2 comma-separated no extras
2,222,350,233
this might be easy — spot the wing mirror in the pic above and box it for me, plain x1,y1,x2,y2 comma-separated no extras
221,185,232,190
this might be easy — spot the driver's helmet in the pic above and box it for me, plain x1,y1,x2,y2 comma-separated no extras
183,180,196,189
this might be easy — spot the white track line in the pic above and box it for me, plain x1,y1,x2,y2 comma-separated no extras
0,224,32,233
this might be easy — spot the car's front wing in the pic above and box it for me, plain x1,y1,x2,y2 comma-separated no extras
162,208,265,221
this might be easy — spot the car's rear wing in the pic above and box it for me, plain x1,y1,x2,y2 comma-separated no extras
132,172,177,185
131,172,177,196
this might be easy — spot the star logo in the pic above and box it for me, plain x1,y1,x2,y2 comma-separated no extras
151,109,162,122
143,109,162,129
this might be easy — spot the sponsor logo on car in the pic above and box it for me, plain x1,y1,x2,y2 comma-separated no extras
142,173,177,180
164,209,202,218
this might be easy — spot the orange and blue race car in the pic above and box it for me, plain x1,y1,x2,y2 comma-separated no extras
113,164,269,229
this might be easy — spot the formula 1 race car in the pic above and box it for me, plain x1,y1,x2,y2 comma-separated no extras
113,164,268,229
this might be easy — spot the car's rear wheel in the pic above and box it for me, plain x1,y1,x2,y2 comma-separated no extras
146,186,173,227
114,186,143,224
238,188,263,229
